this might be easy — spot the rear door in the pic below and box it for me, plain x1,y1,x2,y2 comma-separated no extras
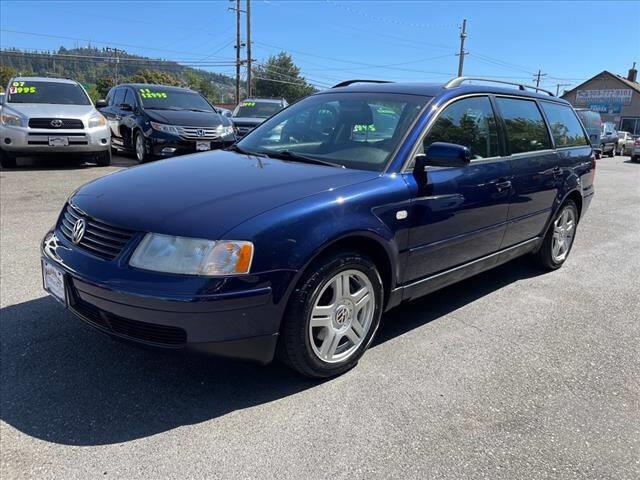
495,96,560,247
403,95,511,282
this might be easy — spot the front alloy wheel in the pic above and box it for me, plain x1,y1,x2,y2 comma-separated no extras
279,251,383,377
135,133,147,163
308,269,375,364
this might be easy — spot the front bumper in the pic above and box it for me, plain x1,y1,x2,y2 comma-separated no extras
0,124,110,154
147,131,236,157
42,229,296,364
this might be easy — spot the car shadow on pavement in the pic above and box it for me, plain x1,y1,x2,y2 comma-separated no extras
0,257,542,446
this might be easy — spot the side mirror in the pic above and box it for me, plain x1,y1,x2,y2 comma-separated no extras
416,142,472,169
95,99,108,108
119,103,133,111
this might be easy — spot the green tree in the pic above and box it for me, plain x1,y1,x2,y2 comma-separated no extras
0,65,18,91
253,52,315,102
95,77,114,98
126,69,182,86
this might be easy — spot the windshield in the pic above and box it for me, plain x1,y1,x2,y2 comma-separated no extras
7,81,90,105
137,88,214,111
233,101,283,119
576,110,602,133
237,92,430,172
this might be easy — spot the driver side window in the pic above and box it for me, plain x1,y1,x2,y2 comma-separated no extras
422,96,499,159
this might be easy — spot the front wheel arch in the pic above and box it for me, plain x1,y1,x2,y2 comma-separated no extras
290,232,397,312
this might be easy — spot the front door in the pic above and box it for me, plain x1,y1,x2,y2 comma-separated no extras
403,95,511,284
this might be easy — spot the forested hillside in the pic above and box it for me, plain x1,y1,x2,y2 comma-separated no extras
0,47,239,102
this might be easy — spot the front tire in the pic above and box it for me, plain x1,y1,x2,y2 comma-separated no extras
134,132,150,163
533,200,579,270
95,149,111,167
279,251,384,378
0,149,17,168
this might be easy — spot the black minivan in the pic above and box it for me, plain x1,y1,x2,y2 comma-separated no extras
98,84,235,162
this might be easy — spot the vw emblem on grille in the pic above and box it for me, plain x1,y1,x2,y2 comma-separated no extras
71,218,86,244
50,119,63,128
196,129,205,137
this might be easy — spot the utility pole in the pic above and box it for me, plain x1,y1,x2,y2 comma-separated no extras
457,19,467,77
555,83,571,97
533,69,547,89
106,47,125,85
246,0,252,98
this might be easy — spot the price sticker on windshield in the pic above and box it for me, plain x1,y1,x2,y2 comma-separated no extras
242,101,256,107
9,81,36,94
139,88,168,99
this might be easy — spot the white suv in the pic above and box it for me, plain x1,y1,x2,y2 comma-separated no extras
0,76,111,168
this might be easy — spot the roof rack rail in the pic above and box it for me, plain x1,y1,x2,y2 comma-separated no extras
444,76,555,96
332,79,394,88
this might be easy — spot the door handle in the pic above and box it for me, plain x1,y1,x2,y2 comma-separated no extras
494,178,512,192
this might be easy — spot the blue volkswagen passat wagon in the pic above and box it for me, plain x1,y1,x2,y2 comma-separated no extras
42,78,595,377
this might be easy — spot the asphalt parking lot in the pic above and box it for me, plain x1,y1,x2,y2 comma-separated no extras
1,154,639,479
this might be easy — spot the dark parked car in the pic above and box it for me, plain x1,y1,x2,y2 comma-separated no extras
98,83,235,162
575,108,602,157
599,122,618,158
231,97,288,138
42,77,595,377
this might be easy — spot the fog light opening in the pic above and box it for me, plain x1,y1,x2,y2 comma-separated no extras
162,147,177,154
3,138,11,145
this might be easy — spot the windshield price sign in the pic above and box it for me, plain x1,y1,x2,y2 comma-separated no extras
139,88,168,99
9,81,36,94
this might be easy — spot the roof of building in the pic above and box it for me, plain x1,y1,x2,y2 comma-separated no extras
561,70,640,97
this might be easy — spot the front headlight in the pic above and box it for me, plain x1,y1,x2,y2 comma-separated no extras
129,233,254,276
150,122,179,135
1,112,22,127
88,113,107,128
216,125,234,137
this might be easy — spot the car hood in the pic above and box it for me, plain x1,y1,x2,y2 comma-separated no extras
71,150,378,239
5,103,97,119
144,108,223,127
231,117,264,126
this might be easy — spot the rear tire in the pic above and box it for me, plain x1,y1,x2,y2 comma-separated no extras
608,146,615,158
533,200,579,271
0,149,17,168
95,149,111,167
278,250,384,378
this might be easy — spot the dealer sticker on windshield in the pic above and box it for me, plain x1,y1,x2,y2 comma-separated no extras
9,81,36,94
139,88,168,99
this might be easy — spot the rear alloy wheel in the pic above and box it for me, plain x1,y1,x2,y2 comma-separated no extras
534,200,578,270
95,149,111,167
0,149,17,169
279,251,383,378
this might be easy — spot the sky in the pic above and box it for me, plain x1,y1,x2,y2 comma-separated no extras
1,0,639,94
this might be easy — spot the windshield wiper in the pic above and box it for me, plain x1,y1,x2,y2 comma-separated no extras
146,107,181,111
261,150,344,168
225,144,267,157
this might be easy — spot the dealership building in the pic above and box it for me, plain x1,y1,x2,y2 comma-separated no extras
561,64,640,135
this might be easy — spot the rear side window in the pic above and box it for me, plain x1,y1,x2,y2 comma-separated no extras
423,96,499,159
496,98,551,154
540,102,589,147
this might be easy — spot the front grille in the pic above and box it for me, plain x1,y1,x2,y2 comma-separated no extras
29,118,84,129
59,203,135,260
71,296,187,347
176,126,221,140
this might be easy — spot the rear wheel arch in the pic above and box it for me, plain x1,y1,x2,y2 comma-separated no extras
565,190,583,220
